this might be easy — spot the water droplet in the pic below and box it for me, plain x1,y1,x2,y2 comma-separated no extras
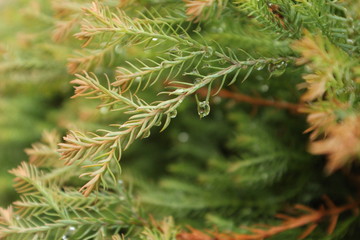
115,45,124,54
194,78,202,84
100,107,109,115
216,27,224,33
267,63,277,73
154,119,162,126
213,96,222,104
143,130,150,138
256,75,264,81
62,235,68,240
178,132,189,143
152,38,158,41
260,84,269,92
268,61,287,76
169,47,180,54
347,39,354,45
256,62,266,71
194,25,201,32
219,59,227,65
277,61,287,70
173,88,186,95
169,110,177,118
66,226,76,236
191,68,200,75
197,101,210,118
134,76,142,82
204,46,214,58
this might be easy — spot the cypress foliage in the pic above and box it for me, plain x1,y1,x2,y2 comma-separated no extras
0,0,360,239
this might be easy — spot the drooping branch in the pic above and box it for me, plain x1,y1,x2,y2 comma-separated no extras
177,196,359,240
197,87,302,113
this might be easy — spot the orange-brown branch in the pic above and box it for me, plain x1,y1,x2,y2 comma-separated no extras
177,197,359,240
197,88,302,113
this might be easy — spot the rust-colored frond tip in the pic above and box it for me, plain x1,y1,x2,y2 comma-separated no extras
309,115,360,174
183,0,214,22
177,227,214,240
176,196,359,240
0,206,14,225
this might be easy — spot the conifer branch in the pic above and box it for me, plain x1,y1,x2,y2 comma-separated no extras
177,196,360,240
60,55,293,196
292,31,360,173
0,163,139,239
197,87,302,112
25,131,62,167
183,0,228,22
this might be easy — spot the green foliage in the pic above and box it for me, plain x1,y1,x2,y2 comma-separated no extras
1,0,360,239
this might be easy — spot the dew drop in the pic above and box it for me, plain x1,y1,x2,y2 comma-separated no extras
267,63,277,73
173,88,186,95
213,96,222,104
178,132,189,143
260,84,269,92
204,46,214,58
68,226,76,232
100,107,109,115
63,226,76,238
191,68,200,75
256,75,264,81
143,130,150,138
152,37,158,41
197,101,210,118
256,62,266,71
194,78,202,84
277,61,287,70
134,76,142,82
268,61,287,76
347,39,354,45
154,119,162,126
219,59,227,65
169,110,177,118
169,47,180,54
115,45,124,54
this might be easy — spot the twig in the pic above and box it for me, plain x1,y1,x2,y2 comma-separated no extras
177,196,359,240
197,88,303,113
